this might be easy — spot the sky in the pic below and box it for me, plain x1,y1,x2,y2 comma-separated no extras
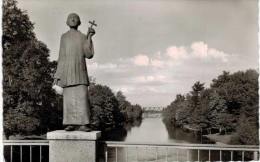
17,0,258,107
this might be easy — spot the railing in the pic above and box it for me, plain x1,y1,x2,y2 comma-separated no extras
3,140,259,162
104,141,259,162
3,140,49,162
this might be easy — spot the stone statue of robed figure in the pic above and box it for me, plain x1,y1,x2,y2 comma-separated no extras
53,13,96,132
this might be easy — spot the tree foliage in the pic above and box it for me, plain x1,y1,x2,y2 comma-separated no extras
89,85,143,130
3,0,61,137
3,0,35,49
162,69,259,145
89,84,125,130
116,91,143,121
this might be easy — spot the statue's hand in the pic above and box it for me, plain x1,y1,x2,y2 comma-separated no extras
87,27,95,38
52,78,63,95
53,78,57,84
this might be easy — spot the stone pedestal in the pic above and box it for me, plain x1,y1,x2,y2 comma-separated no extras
47,130,101,162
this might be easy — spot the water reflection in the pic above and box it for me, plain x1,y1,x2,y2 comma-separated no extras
164,121,200,143
124,119,142,131
101,119,142,141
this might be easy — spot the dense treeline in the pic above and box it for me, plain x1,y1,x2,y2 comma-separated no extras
3,0,60,137
89,83,143,131
162,70,259,145
3,0,142,138
116,91,143,122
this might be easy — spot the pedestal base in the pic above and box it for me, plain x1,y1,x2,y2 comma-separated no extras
47,130,101,162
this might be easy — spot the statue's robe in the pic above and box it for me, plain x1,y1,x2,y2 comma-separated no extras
54,29,94,125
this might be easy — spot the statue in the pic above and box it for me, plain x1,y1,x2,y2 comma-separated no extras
53,13,96,132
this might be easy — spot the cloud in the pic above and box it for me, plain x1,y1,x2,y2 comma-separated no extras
166,46,188,60
133,75,167,84
88,62,118,70
151,58,164,68
115,41,231,78
129,42,229,68
191,41,228,62
208,48,228,62
191,41,208,58
159,41,230,63
117,86,135,94
133,54,149,66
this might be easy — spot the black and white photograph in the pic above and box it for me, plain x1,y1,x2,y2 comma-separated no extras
2,0,259,161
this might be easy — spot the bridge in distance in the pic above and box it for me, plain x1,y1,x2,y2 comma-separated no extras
142,106,164,118
142,106,165,112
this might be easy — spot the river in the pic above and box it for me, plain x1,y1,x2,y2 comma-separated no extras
101,117,223,162
123,118,198,143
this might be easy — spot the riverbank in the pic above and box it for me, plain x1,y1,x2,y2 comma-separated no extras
8,134,46,140
171,123,235,145
182,124,200,132
165,122,237,145
203,133,237,145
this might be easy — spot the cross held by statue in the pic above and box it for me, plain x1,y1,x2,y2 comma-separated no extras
89,20,97,28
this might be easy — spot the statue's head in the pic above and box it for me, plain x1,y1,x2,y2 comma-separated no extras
66,13,81,28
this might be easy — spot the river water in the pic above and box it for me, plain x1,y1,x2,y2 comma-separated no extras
123,118,198,143
101,117,224,162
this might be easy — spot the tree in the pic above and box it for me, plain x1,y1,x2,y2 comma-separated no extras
125,104,143,121
207,92,227,128
211,71,230,88
3,0,60,137
188,81,205,126
211,70,258,114
190,81,205,108
163,69,258,145
116,91,143,122
162,94,189,127
3,40,60,137
174,94,185,104
116,91,131,111
3,0,35,50
132,104,143,119
89,84,124,130
237,114,259,145
174,100,189,126
210,70,258,129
